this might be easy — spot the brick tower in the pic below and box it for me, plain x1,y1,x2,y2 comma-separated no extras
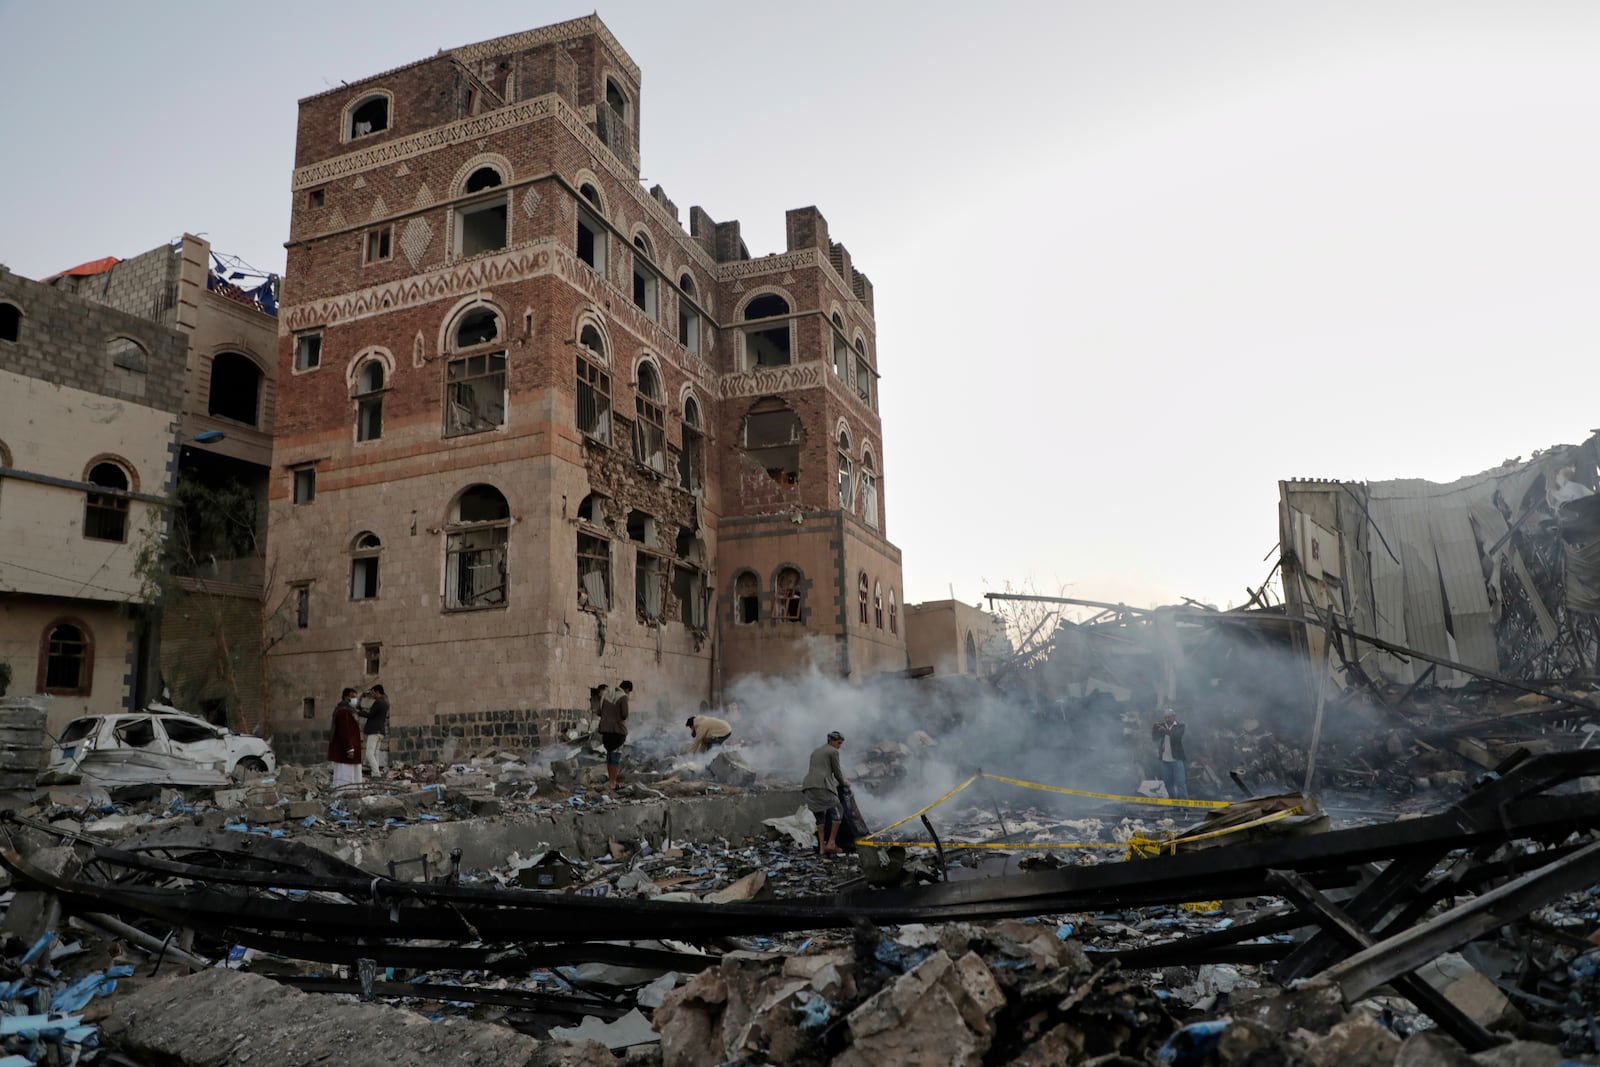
267,16,903,762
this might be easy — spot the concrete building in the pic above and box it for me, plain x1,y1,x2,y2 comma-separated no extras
904,600,1007,677
38,237,280,732
0,267,188,733
267,15,904,763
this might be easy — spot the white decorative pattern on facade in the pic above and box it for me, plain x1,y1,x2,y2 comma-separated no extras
717,362,825,399
716,249,823,281
369,195,389,220
448,16,641,83
400,218,434,269
412,182,436,210
521,187,541,218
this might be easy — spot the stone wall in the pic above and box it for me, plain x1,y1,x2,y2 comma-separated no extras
270,705,586,765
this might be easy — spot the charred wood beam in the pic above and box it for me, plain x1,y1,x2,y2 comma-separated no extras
1269,869,1501,1052
1318,836,1600,1005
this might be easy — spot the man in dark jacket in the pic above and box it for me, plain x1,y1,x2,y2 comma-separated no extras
330,688,363,793
358,684,389,778
597,680,633,790
1152,708,1189,800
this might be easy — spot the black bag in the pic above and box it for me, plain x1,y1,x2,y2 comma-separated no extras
835,786,869,854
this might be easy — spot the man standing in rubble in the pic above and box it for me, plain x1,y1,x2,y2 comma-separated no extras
358,684,389,779
1152,708,1189,800
597,680,633,791
803,730,850,855
329,688,363,793
685,713,732,754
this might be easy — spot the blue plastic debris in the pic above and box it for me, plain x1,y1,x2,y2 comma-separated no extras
794,938,814,955
19,932,54,967
796,995,832,1032
0,1011,84,1036
1157,1020,1229,1065
223,820,250,833
302,815,319,828
1055,923,1074,941
0,1055,32,1066
49,972,112,1013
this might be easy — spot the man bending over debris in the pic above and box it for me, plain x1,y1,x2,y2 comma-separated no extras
803,730,850,855
598,680,633,791
329,688,363,793
1152,708,1189,800
686,714,732,754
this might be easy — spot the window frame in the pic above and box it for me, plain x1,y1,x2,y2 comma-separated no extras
350,532,381,600
38,619,93,696
734,570,760,625
294,331,323,372
364,226,394,265
577,532,613,613
83,461,131,543
633,362,666,473
345,92,392,141
443,485,511,612
291,466,316,505
858,573,870,625
576,328,612,444
354,359,385,442
0,301,22,344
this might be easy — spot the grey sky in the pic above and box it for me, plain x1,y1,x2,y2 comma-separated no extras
4,1,1598,611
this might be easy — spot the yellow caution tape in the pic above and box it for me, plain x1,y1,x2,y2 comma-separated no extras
859,773,980,841
976,772,1231,811
1182,901,1222,912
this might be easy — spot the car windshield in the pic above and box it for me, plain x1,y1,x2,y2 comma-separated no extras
59,718,99,745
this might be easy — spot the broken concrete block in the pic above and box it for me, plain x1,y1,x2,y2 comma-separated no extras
0,846,81,944
244,806,285,825
1470,1040,1564,1067
284,800,321,820
551,1009,659,1052
654,965,730,1067
212,788,246,810
1416,954,1523,1033
706,750,756,787
1394,1031,1478,1067
834,950,1003,1067
357,795,407,821
1300,1013,1399,1067
530,1039,621,1067
781,950,855,1000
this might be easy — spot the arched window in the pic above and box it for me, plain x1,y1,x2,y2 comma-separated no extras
348,94,389,139
735,571,760,625
889,588,898,635
776,567,803,623
605,77,630,125
576,185,606,273
678,273,702,356
874,581,884,630
207,352,262,427
576,324,611,442
39,621,92,695
633,362,665,472
464,166,503,193
445,485,509,610
444,307,506,437
832,315,850,380
107,336,147,374
860,450,879,529
965,632,978,675
0,302,19,343
742,398,801,489
577,492,608,525
84,461,130,542
350,532,381,599
858,573,870,625
355,359,384,441
742,294,791,368
631,234,658,321
837,430,854,510
853,339,872,406
678,395,704,491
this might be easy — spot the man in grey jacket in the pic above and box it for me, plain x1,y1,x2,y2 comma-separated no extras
802,730,850,855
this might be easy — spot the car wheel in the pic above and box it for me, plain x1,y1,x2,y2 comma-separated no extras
235,756,269,776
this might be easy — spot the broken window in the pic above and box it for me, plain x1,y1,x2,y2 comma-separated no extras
293,583,310,629
445,485,509,610
605,78,629,125
874,581,884,630
355,359,384,441
631,236,658,321
294,331,322,371
464,166,503,194
308,188,325,209
838,431,854,511
776,567,803,623
292,467,316,505
365,226,393,264
889,588,898,635
678,274,701,356
965,632,978,674
833,329,850,380
116,718,157,748
0,302,19,343
633,362,666,473
41,622,90,693
735,571,760,625
162,717,219,744
83,462,130,542
743,294,791,368
637,551,664,622
577,492,608,525
576,327,611,443
855,342,872,406
860,451,880,529
742,398,801,488
577,189,606,274
626,509,655,545
578,533,611,611
302,698,316,720
444,352,506,436
350,532,380,600
207,352,262,427
456,308,500,347
858,573,869,625
363,642,381,676
678,396,705,491
348,94,389,138
673,565,704,629
107,337,146,373
456,197,508,257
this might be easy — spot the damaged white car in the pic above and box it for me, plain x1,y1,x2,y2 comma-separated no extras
42,705,276,787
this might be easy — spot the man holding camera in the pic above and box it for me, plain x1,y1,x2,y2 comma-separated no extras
1152,708,1189,800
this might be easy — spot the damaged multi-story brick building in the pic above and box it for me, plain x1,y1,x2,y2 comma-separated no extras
267,15,904,762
